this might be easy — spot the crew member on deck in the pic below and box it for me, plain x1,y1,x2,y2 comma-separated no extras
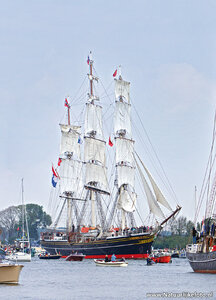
192,227,197,244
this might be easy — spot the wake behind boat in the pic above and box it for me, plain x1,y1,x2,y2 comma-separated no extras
41,53,181,259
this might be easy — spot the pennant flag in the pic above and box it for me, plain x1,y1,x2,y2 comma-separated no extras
113,69,117,77
52,165,58,177
58,158,62,166
87,56,90,65
78,136,82,144
64,98,69,108
52,174,58,188
108,137,113,147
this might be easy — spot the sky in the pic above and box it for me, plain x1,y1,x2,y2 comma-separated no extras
0,0,216,222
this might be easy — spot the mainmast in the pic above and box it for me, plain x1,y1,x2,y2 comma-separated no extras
84,52,109,228
114,72,136,230
66,97,70,125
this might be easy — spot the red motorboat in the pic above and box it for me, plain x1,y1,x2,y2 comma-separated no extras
65,253,86,261
149,250,171,263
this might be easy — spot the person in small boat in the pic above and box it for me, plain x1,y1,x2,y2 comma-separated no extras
111,254,116,262
105,255,109,262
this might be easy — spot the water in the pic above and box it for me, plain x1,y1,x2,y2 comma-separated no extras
0,258,215,300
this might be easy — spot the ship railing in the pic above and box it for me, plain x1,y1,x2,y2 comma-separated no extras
186,243,202,253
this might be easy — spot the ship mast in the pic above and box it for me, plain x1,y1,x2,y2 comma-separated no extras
84,52,109,229
67,98,71,125
57,96,83,232
89,53,96,227
66,98,71,231
114,71,136,230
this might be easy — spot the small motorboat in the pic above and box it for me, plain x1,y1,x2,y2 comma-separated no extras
0,263,24,284
65,253,86,261
150,250,172,263
0,249,24,284
6,252,31,262
94,259,128,267
171,251,179,258
39,253,61,259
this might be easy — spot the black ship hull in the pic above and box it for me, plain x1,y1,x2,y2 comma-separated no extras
186,251,216,273
41,233,154,259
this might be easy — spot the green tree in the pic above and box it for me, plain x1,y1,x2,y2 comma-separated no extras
186,220,194,236
0,204,52,242
16,204,52,240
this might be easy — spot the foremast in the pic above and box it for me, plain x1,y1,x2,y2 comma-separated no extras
58,97,83,233
114,70,136,230
84,53,109,229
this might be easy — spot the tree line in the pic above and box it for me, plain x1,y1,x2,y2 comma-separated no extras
154,216,194,249
0,204,52,243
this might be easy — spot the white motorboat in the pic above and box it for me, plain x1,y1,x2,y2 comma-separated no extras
0,263,23,284
6,251,31,262
0,249,24,283
94,259,128,267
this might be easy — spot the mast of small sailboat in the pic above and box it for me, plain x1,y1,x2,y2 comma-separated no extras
21,178,25,252
21,178,30,250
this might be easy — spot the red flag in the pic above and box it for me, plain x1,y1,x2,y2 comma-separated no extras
64,98,69,108
113,69,117,77
108,137,113,147
87,56,90,65
58,158,62,166
17,227,19,231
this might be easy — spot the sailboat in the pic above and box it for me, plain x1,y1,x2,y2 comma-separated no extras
40,54,181,259
186,112,216,273
7,179,31,262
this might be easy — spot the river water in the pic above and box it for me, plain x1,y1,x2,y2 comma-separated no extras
0,257,215,300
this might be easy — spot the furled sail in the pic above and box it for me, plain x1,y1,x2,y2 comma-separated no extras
115,79,130,103
117,189,136,212
136,160,165,219
116,137,134,166
85,163,109,192
59,158,83,198
85,103,103,139
60,124,81,159
114,101,131,138
84,137,106,165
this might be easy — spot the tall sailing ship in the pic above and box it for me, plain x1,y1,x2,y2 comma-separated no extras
186,112,216,273
41,54,181,259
